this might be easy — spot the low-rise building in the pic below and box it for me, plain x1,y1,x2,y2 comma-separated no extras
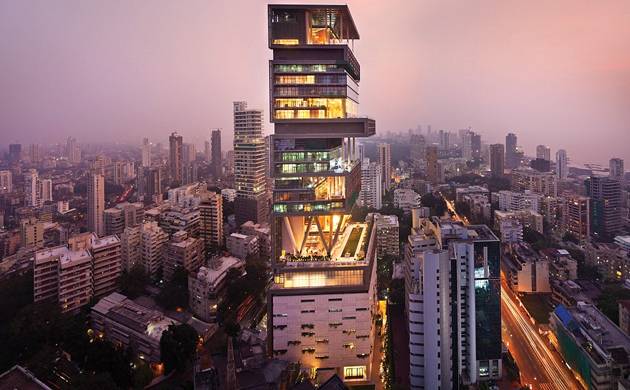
550,303,630,389
164,231,204,281
393,188,422,213
503,242,550,293
91,292,178,362
498,219,523,243
227,233,258,260
540,248,578,281
188,256,245,322
585,241,630,281
455,185,489,203
494,209,544,234
240,221,271,258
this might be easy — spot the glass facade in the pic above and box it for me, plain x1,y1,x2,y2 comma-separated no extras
274,269,364,288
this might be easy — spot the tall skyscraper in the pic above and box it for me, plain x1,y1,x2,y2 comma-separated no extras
39,178,53,203
426,145,439,184
565,195,590,241
199,191,223,253
211,129,222,178
610,157,625,181
169,132,184,186
88,173,105,236
505,132,518,169
267,5,378,382
405,217,502,388
29,144,41,164
66,137,81,164
378,143,392,192
24,169,40,207
471,133,482,160
489,144,505,177
204,140,211,163
360,159,382,210
586,175,622,239
141,138,151,167
556,149,568,180
536,144,551,161
233,101,268,225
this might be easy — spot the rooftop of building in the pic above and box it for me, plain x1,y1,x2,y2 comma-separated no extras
35,245,91,266
92,292,178,341
456,185,489,193
615,235,630,248
557,303,630,366
0,365,51,390
193,256,244,287
90,234,120,249
268,4,359,39
229,232,249,240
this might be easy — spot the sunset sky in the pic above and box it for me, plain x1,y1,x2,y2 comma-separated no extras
2,0,629,164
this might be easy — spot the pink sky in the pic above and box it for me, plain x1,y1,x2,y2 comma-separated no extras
1,0,629,164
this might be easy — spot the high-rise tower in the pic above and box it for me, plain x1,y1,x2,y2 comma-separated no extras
267,4,377,382
211,129,222,178
169,132,183,186
378,143,392,192
556,149,568,180
489,144,505,177
233,101,268,225
88,173,105,236
505,133,518,169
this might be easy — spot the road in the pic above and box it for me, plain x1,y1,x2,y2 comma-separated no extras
501,281,584,390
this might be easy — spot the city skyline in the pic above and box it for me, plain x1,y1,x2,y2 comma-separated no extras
2,0,630,164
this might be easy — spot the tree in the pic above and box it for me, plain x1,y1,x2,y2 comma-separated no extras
120,264,149,299
156,267,189,310
563,232,579,245
73,372,120,390
160,324,199,375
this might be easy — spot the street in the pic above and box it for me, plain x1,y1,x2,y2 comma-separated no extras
501,281,584,390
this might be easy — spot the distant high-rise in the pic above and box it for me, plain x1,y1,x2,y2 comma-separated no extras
565,195,590,241
505,133,518,169
233,101,268,225
410,134,426,168
360,159,383,209
489,144,505,177
471,133,482,160
378,143,392,192
586,175,622,239
141,138,151,167
24,169,39,207
8,144,22,164
199,191,223,253
536,144,551,161
29,144,41,163
168,132,184,186
0,170,12,194
66,137,81,164
211,129,222,178
88,173,105,236
426,145,439,184
556,149,568,180
39,178,53,203
204,140,211,163
610,158,625,181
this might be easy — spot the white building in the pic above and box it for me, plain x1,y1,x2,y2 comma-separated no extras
493,190,541,213
556,149,568,180
370,213,399,259
394,188,422,213
494,209,544,234
24,169,40,208
39,179,53,204
499,219,523,243
359,159,382,210
188,256,245,322
221,188,237,202
164,231,204,281
87,173,105,236
503,243,550,293
227,232,259,260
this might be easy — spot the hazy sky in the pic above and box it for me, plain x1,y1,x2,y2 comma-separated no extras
2,0,630,165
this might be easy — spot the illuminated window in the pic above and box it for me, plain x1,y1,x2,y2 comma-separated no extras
343,366,366,380
273,39,299,45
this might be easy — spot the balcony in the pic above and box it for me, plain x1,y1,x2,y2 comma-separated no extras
273,117,375,138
